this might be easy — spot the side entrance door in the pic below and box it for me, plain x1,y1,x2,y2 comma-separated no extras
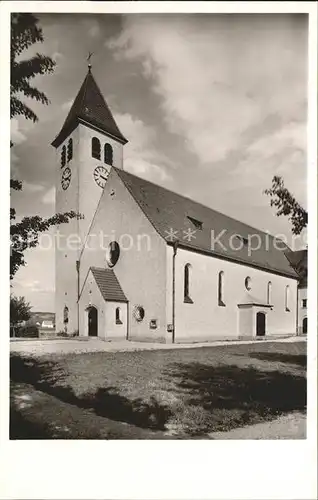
88,307,98,337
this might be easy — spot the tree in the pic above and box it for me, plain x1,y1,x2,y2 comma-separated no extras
11,13,55,123
264,175,308,236
10,211,81,279
10,294,32,337
10,14,80,278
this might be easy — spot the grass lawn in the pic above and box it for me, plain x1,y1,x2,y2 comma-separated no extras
10,340,307,439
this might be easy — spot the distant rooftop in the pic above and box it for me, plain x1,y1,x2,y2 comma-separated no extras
285,248,308,287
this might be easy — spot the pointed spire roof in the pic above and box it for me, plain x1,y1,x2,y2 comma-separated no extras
52,68,128,147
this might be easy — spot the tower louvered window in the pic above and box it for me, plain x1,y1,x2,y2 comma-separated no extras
104,143,113,165
61,145,66,168
92,137,101,160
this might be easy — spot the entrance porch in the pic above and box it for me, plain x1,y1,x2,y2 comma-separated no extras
79,267,128,341
238,293,272,339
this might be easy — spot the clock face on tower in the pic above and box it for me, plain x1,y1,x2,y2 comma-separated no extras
94,166,109,188
61,167,71,190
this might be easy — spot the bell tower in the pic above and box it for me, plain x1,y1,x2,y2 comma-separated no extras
52,66,127,334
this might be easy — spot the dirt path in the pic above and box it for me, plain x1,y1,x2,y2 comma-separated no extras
10,335,305,357
10,382,172,440
208,412,306,439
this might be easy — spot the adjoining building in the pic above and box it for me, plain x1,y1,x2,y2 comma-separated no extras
286,249,308,335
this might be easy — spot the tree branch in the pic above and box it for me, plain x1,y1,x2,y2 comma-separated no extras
264,176,307,235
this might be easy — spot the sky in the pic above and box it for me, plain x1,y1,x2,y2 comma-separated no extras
10,13,308,312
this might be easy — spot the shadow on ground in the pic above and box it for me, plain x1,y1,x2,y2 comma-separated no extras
10,351,307,438
163,361,306,434
10,355,171,431
247,352,307,367
10,408,52,439
167,362,306,410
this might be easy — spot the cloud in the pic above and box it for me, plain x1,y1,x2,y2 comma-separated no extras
13,278,54,294
115,112,173,184
23,182,45,193
11,245,55,310
107,14,307,239
248,121,306,159
88,23,101,38
11,118,27,145
62,99,74,111
52,51,63,61
42,186,55,205
108,15,307,168
10,151,20,178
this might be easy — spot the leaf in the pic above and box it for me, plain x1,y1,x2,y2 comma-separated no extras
10,212,83,279
10,179,22,191
264,176,307,235
10,14,56,124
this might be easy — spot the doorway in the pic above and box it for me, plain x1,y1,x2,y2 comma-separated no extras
256,312,266,337
88,306,98,337
302,317,307,334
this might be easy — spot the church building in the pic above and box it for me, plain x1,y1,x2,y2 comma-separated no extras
52,67,299,343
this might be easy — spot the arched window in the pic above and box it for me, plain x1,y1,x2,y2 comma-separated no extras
245,276,252,291
285,285,290,312
63,306,69,324
115,307,122,324
92,137,101,160
184,264,193,303
104,143,113,165
267,281,272,305
218,271,225,306
67,138,73,162
61,145,66,168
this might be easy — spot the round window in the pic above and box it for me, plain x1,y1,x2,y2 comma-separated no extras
133,305,145,322
245,276,252,291
106,241,120,268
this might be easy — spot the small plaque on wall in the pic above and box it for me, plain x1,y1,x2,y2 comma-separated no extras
167,324,173,332
150,319,157,329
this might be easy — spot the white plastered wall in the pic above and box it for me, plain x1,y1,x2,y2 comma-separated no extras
166,245,298,343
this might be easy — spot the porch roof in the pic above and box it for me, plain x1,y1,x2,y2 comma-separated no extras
91,267,128,303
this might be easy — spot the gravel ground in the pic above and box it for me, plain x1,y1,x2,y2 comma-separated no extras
10,335,304,357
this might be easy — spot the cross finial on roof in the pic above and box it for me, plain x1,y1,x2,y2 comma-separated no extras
87,51,94,71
